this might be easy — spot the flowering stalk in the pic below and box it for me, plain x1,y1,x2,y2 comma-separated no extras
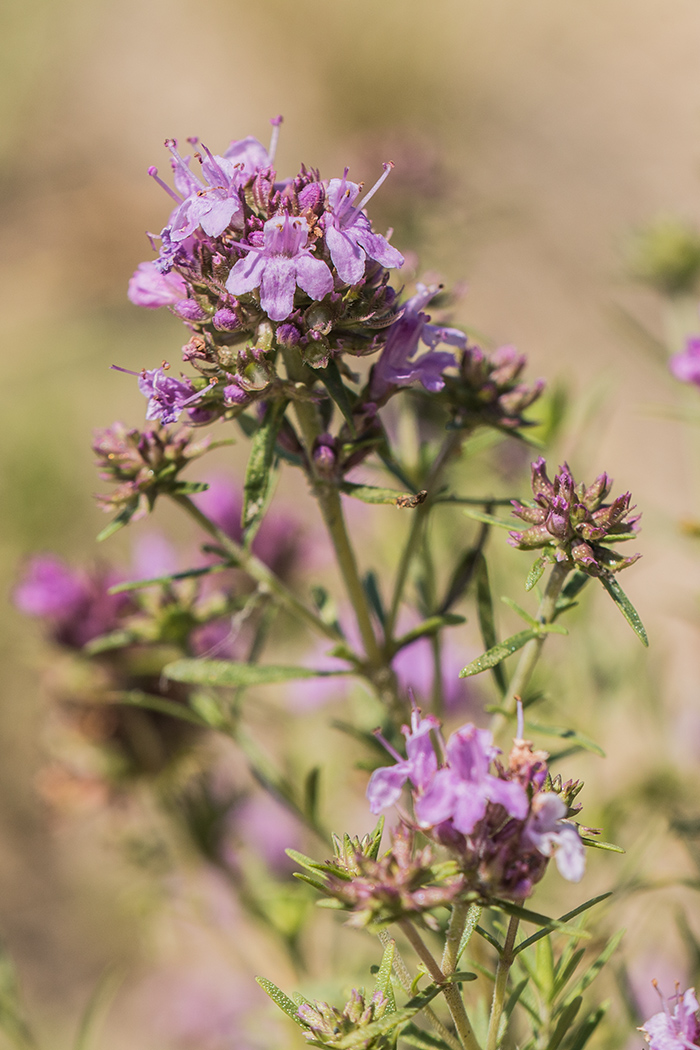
398,918,482,1050
282,348,384,670
492,559,571,736
485,914,520,1050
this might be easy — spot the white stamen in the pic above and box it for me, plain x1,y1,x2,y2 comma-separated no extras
268,115,283,164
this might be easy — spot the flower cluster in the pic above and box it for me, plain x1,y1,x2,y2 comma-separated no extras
319,824,467,930
441,342,545,431
93,422,214,522
125,120,406,419
641,984,700,1050
670,335,700,387
508,457,641,577
298,989,391,1050
367,706,585,901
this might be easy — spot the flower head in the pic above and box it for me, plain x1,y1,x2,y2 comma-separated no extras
509,458,641,576
366,708,585,901
641,985,700,1050
299,989,391,1049
93,422,212,521
368,283,465,400
441,342,545,431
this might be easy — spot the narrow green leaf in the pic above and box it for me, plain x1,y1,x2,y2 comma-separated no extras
579,836,625,853
73,967,122,1050
460,630,538,678
317,359,358,435
553,948,586,999
492,899,591,941
163,659,349,687
456,903,482,965
525,555,548,592
503,977,529,1025
545,996,582,1050
373,940,396,1010
285,848,327,874
340,482,427,507
564,1001,609,1050
399,1023,454,1050
242,398,288,542
599,575,649,646
84,630,137,655
463,508,517,530
96,506,135,542
394,614,466,651
514,894,612,955
475,925,503,954
256,976,307,1027
109,564,227,594
364,571,387,626
523,721,605,758
293,872,333,895
112,690,209,727
304,767,321,826
475,553,507,694
535,935,555,1001
501,596,539,629
554,570,590,613
366,816,385,860
561,930,624,1009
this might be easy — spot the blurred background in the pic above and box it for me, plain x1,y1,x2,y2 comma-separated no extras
4,0,700,1046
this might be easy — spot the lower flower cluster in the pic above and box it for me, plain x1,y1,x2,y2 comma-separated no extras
368,706,585,902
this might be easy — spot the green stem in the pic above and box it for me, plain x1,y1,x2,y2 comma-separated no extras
282,349,382,667
386,430,463,638
377,931,463,1050
442,900,477,976
173,494,341,645
491,560,571,738
399,919,482,1050
485,915,520,1050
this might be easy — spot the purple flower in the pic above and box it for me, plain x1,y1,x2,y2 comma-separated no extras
111,366,213,426
14,556,126,649
225,215,333,322
641,986,700,1050
522,793,585,882
127,261,188,308
324,165,404,285
670,336,700,386
14,556,86,619
416,724,528,835
369,283,466,400
367,708,440,814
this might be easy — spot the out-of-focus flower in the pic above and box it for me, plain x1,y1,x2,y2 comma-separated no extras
323,166,404,285
641,985,700,1050
670,336,700,386
226,215,333,322
128,261,188,308
193,473,307,580
368,283,465,400
13,555,127,648
442,342,545,432
509,458,641,577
